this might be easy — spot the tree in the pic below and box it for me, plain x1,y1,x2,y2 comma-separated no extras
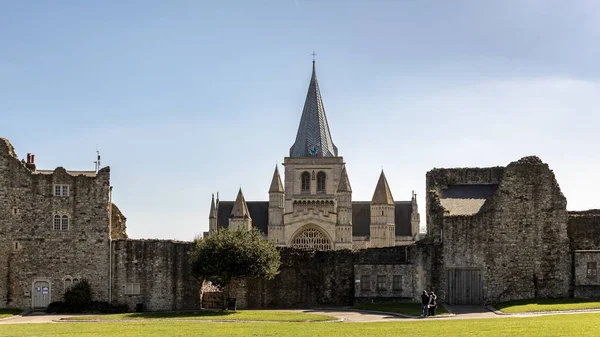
189,228,281,308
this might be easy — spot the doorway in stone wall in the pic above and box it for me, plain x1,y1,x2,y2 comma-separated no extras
446,268,483,305
32,280,51,310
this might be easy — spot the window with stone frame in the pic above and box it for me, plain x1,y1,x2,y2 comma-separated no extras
125,283,141,295
392,275,402,290
587,262,598,279
316,171,326,193
64,278,72,289
301,171,310,193
53,184,70,197
376,275,386,290
361,275,371,291
53,215,62,230
61,215,69,230
53,214,70,231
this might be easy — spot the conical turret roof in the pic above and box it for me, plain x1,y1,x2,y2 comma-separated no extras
337,166,352,193
209,193,217,219
269,166,284,193
230,188,251,219
371,170,394,205
289,61,338,158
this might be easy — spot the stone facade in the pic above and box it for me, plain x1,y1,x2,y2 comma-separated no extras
0,138,112,309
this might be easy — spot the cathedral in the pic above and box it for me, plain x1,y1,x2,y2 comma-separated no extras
208,61,420,250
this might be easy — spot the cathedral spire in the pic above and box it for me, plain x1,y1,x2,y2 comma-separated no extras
269,166,284,193
209,193,217,219
289,61,338,158
230,188,251,219
371,170,394,205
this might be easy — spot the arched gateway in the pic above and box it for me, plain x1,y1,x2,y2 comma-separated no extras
290,226,332,250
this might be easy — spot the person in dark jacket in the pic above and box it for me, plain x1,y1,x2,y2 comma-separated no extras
428,291,437,316
420,290,429,317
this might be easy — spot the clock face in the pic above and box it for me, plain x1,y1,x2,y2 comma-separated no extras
309,145,318,156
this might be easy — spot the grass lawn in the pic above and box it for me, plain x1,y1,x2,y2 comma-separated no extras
64,310,336,322
0,309,23,319
2,313,600,337
494,298,600,313
353,302,449,316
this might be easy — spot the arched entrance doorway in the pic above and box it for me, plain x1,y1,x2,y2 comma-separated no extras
290,226,332,250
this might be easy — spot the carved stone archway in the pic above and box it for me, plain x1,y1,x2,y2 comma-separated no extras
290,226,332,250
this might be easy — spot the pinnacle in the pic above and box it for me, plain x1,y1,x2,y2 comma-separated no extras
269,166,284,193
371,170,394,205
337,166,352,193
230,188,251,219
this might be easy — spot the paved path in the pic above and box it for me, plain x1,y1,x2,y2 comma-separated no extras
2,306,600,324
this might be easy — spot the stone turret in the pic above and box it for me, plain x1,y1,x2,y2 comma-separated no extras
370,170,395,247
335,166,353,249
410,190,420,239
209,193,217,233
268,166,285,245
229,188,252,231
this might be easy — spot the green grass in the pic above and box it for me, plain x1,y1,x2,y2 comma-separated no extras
2,313,600,337
64,310,336,322
494,298,600,313
353,302,449,316
0,309,23,319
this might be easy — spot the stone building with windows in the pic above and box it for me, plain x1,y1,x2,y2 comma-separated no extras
0,137,198,311
209,61,421,250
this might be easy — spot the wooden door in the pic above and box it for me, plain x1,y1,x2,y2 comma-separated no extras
33,281,51,309
446,269,482,305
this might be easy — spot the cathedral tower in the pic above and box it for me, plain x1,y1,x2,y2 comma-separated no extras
283,60,344,250
229,188,252,231
370,170,395,247
268,166,285,245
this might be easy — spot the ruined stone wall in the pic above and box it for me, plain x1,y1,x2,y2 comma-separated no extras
426,157,571,304
230,246,423,308
568,210,600,250
111,240,200,311
0,138,112,308
110,203,128,240
426,166,504,240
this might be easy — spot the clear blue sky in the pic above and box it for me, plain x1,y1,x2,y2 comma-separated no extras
1,1,598,240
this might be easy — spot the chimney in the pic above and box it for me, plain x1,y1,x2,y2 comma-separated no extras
25,153,36,171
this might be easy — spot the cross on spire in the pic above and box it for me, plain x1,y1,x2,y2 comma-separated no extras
311,50,317,62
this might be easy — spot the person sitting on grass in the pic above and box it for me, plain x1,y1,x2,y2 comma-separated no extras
428,291,437,317
421,290,430,318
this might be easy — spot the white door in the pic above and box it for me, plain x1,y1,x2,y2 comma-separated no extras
33,281,51,309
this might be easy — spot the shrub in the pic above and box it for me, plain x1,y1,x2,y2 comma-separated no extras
64,279,92,306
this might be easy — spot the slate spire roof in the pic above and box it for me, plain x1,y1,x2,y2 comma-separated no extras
230,188,251,219
371,170,394,205
289,61,338,158
337,166,352,193
209,193,217,219
269,166,284,193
